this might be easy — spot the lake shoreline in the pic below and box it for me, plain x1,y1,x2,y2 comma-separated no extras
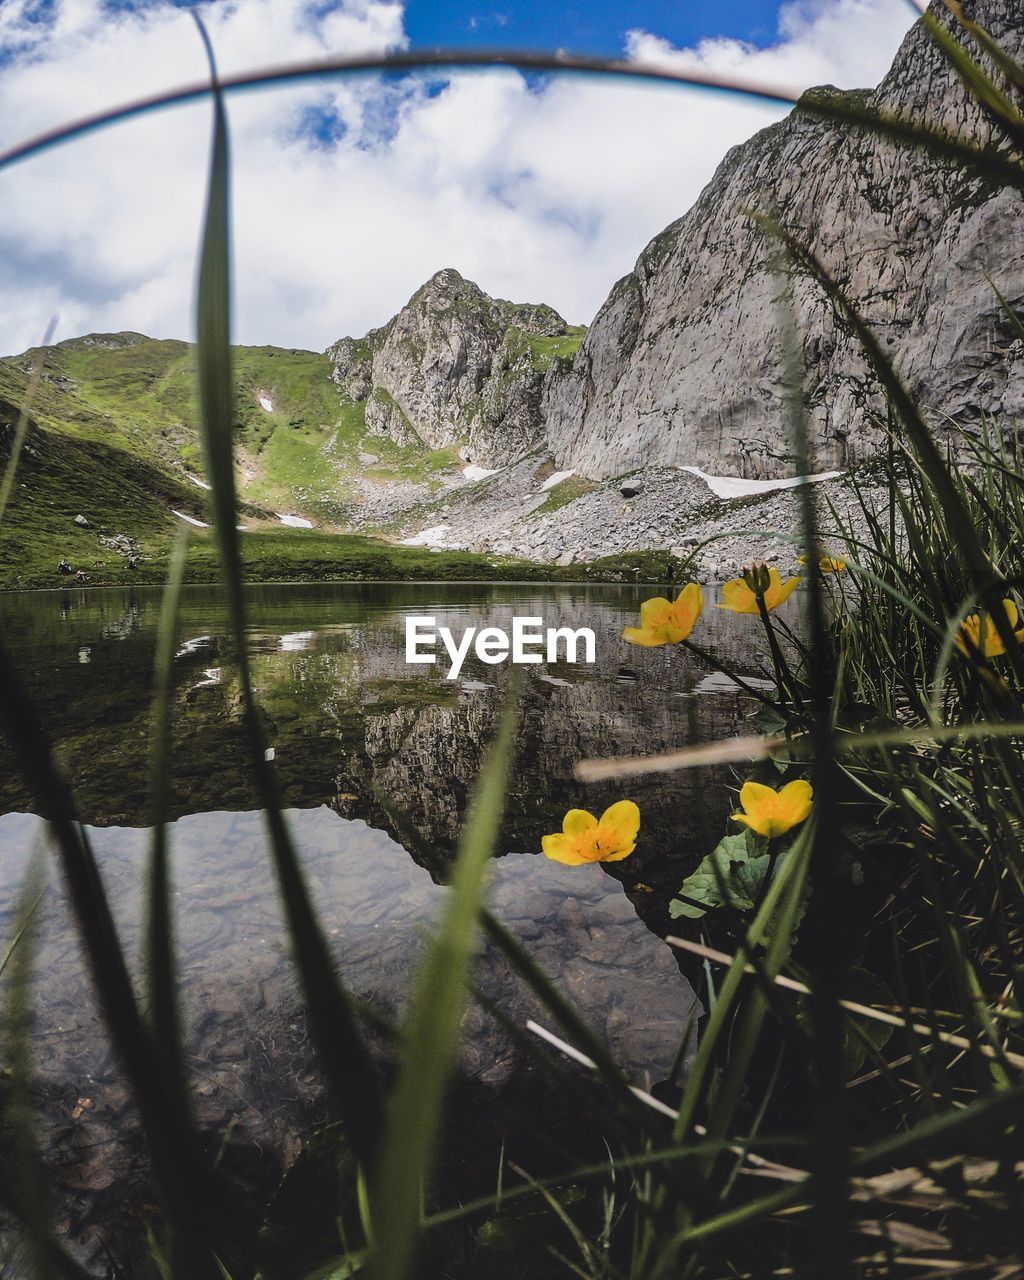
0,526,694,592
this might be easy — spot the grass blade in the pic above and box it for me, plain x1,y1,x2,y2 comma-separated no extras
3,856,49,1279
776,252,850,1277
0,644,218,1276
146,526,190,1090
751,214,1000,599
369,695,517,1280
190,11,383,1166
921,5,1024,152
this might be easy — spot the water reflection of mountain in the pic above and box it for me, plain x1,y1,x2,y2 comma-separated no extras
1,584,762,894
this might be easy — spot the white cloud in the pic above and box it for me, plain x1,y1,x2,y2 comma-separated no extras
626,0,916,94
0,0,916,357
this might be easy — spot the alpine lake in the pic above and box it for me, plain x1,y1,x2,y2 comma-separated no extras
0,580,772,1264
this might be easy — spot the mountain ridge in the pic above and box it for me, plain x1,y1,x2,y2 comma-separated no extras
540,0,1024,479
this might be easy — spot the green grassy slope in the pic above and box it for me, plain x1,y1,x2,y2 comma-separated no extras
0,389,682,591
2,329,669,592
0,407,204,589
2,333,340,462
0,332,487,589
0,332,462,521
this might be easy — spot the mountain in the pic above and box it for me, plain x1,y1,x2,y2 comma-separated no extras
541,0,1024,480
0,331,351,510
326,267,584,468
0,271,583,542
5,0,1023,586
0,288,585,586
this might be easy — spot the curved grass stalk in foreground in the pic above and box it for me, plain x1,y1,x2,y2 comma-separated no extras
0,4,1020,196
145,527,191,1096
190,11,384,1171
0,640,220,1275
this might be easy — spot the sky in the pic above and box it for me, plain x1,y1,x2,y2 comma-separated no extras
0,0,920,357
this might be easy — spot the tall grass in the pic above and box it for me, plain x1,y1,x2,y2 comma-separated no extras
1,2,1024,1278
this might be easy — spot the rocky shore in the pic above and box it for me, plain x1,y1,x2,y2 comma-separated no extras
351,452,885,579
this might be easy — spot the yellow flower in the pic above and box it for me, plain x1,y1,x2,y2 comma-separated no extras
623,583,702,647
799,554,846,573
955,598,1024,658
718,567,800,615
731,779,812,839
542,800,640,865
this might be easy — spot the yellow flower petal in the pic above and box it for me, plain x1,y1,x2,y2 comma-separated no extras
801,554,846,572
600,842,636,862
625,584,703,645
623,626,667,647
670,583,703,638
956,599,1023,658
776,779,813,827
738,780,777,813
542,833,590,865
597,799,641,847
734,777,813,839
955,616,981,656
717,579,759,614
544,801,640,865
639,597,672,628
761,569,800,610
773,575,801,606
676,582,703,613
563,808,598,837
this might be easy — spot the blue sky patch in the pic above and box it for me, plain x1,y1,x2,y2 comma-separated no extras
403,0,784,56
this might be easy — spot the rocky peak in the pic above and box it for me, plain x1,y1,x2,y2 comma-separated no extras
326,270,583,466
542,0,1024,480
57,332,150,351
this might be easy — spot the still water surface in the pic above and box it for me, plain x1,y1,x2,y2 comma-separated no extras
0,582,765,1236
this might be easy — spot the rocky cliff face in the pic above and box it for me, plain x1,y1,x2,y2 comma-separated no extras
327,268,584,467
542,0,1024,480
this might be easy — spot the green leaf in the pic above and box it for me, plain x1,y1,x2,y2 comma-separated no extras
669,830,761,918
731,854,772,908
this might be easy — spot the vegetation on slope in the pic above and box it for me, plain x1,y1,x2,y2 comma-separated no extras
503,323,587,371
0,332,465,573
0,412,203,590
